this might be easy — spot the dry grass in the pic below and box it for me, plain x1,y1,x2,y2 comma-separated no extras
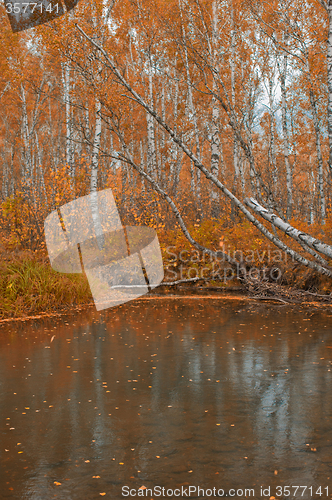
0,247,92,318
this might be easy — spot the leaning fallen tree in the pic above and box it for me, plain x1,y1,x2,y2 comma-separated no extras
245,198,332,274
73,24,332,289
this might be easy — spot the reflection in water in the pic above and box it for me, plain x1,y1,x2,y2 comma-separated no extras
0,298,331,499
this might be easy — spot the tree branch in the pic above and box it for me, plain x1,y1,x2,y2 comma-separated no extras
245,198,332,261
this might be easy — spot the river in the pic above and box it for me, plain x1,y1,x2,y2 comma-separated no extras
0,297,331,499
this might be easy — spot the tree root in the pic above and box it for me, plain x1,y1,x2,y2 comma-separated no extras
244,278,332,304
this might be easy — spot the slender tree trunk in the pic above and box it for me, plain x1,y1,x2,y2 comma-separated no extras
62,62,74,178
327,0,332,180
160,76,166,187
278,45,293,219
170,65,182,196
180,0,201,207
90,99,102,193
268,78,278,200
308,78,325,223
90,98,104,249
2,156,8,199
308,169,316,224
230,2,239,193
140,140,145,193
20,84,32,186
146,63,156,181
210,0,221,218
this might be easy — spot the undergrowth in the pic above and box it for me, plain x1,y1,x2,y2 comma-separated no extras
0,250,92,319
0,215,332,319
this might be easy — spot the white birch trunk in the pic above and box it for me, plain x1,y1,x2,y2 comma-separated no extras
308,78,325,223
210,0,221,217
308,169,316,224
230,2,239,193
90,98,104,249
278,45,293,219
173,151,184,198
246,198,332,260
140,140,145,193
62,62,74,177
146,65,156,180
20,84,32,185
327,0,332,178
180,0,201,202
169,66,182,195
2,156,8,199
268,78,278,194
34,131,48,207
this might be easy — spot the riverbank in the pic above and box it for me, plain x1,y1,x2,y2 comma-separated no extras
0,248,92,319
0,246,331,321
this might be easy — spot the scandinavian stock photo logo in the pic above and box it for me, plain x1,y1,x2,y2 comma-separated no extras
4,0,79,33
44,188,164,311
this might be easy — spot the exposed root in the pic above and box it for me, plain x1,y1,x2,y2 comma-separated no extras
244,278,332,304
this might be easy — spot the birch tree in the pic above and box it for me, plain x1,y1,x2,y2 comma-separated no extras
61,62,74,178
75,21,332,280
210,0,222,217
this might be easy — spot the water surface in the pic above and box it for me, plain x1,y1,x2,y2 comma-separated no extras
0,297,332,499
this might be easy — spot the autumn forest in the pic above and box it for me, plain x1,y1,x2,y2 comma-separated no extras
1,0,332,316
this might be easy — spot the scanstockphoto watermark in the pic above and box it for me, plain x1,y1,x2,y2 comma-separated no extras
164,246,288,283
165,246,294,266
3,0,80,33
122,485,255,497
166,263,283,283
